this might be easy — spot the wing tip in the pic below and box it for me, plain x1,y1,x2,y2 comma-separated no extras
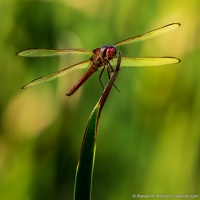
16,50,24,56
16,49,34,57
21,84,28,89
171,22,181,27
170,57,181,64
176,58,181,63
163,56,181,64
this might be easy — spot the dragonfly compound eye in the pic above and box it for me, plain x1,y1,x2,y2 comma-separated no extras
106,45,116,60
100,45,116,59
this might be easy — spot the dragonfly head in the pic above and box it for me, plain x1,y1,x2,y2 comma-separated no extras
100,45,116,60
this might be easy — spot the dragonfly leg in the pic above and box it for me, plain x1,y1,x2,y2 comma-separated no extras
99,66,105,90
107,62,120,92
98,61,120,92
108,62,115,72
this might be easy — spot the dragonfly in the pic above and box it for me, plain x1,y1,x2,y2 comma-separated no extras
17,23,181,96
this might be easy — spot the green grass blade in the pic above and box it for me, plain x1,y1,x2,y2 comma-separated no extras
73,107,99,200
73,52,122,200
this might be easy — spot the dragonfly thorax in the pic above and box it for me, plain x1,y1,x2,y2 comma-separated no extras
100,45,116,60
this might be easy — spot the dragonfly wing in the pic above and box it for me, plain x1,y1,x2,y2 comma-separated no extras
114,23,180,47
111,57,180,68
17,48,93,57
22,60,91,89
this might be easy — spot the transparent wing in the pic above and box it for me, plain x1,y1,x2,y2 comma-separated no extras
17,48,93,57
22,60,91,89
111,57,180,67
113,23,180,47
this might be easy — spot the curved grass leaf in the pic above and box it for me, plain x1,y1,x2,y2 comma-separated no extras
73,52,122,200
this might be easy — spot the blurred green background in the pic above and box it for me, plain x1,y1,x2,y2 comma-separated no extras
0,0,200,199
